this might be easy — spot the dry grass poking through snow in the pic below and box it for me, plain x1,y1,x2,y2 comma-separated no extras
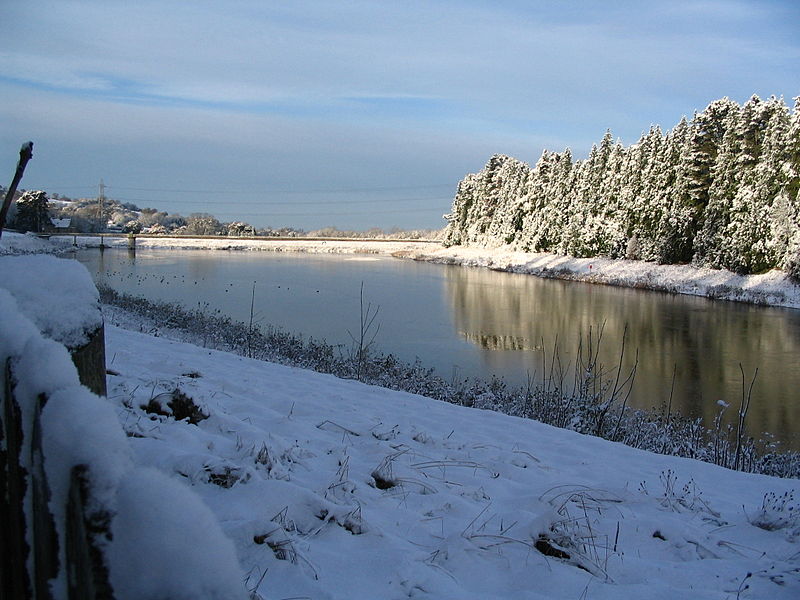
101,286,800,479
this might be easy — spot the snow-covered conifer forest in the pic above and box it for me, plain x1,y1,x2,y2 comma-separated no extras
444,96,800,278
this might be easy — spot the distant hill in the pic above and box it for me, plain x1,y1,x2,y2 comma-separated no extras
7,188,441,240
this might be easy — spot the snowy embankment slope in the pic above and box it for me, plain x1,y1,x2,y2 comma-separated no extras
104,320,800,600
37,231,800,309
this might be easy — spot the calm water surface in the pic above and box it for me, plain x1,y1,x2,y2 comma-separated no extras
73,248,800,449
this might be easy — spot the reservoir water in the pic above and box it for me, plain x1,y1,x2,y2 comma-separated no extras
73,248,800,449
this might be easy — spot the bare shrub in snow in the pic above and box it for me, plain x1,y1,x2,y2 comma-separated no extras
640,469,721,519
749,491,799,531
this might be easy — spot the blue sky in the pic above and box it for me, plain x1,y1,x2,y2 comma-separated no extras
2,0,798,231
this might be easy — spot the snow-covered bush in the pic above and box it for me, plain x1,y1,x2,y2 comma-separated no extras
142,223,168,235
224,221,257,237
122,220,142,234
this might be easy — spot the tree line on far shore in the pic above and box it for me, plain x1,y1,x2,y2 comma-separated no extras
444,95,800,279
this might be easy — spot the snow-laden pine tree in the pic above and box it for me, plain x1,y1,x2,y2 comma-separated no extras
684,98,740,215
694,99,746,268
532,148,576,252
442,96,798,275
14,190,50,233
780,97,800,280
622,125,664,261
513,150,552,250
444,155,528,247
652,117,695,264
726,96,792,274
694,96,791,273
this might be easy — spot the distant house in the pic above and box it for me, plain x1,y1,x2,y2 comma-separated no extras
49,217,73,232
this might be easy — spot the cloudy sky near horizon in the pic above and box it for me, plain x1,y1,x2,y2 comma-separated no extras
2,0,798,231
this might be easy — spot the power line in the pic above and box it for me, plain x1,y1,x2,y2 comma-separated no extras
106,183,455,195
28,185,96,192
211,207,448,217
112,195,452,206
42,181,452,220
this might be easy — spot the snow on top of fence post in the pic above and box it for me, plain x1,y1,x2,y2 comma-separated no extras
0,254,102,348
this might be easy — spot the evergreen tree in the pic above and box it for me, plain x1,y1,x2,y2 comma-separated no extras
693,100,744,267
514,151,551,250
625,126,665,260
684,97,739,211
781,97,800,280
537,148,575,252
729,96,791,273
654,117,695,263
14,190,50,233
442,95,798,275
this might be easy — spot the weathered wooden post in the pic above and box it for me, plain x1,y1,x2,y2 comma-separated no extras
32,395,59,600
1,360,33,600
70,325,107,397
66,465,114,600
0,141,34,240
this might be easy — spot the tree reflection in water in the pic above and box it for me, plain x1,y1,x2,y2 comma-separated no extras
445,265,800,449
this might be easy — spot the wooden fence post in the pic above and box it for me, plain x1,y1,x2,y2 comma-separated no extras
1,362,14,597
0,142,34,240
31,394,59,600
69,324,107,397
1,359,33,599
66,465,114,600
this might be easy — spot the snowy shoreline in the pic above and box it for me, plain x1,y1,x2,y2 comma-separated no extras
3,231,799,309
405,245,800,311
58,233,800,310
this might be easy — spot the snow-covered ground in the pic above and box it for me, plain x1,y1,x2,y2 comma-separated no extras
0,230,71,255
1,237,798,598
9,231,797,309
103,318,799,599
